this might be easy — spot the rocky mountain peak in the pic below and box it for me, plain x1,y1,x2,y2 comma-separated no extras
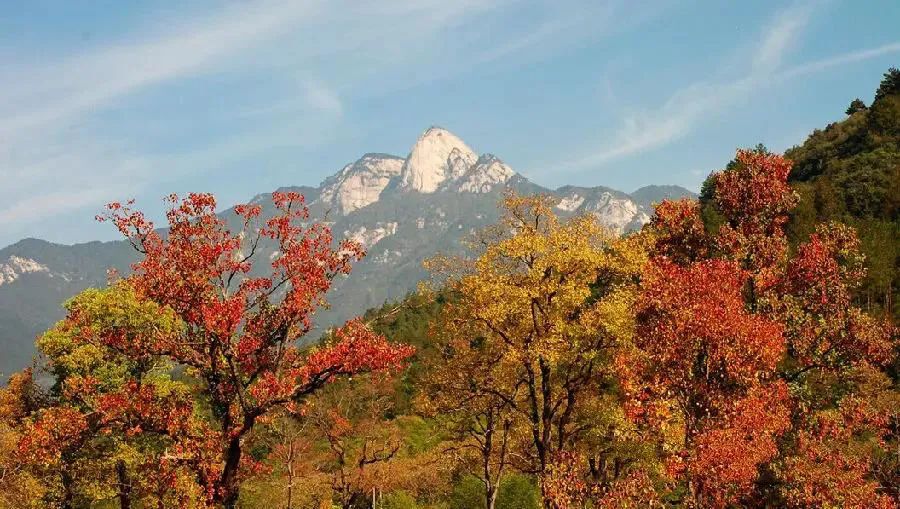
318,153,403,215
399,126,477,193
452,153,515,193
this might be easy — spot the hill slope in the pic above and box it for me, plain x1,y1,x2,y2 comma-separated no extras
785,67,900,318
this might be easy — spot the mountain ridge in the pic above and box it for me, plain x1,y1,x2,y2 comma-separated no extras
0,126,695,376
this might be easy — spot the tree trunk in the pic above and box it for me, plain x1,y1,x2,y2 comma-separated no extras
285,439,295,509
116,459,132,509
61,469,74,509
344,490,366,509
219,435,243,509
486,483,498,509
483,412,496,509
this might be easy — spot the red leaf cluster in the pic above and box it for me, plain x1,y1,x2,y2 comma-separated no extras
649,198,709,264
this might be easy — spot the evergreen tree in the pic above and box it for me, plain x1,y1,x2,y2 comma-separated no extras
845,98,867,115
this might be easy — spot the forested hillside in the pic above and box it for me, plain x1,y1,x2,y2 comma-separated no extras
786,67,900,318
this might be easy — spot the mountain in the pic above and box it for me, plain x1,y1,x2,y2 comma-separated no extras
630,185,700,210
0,126,695,377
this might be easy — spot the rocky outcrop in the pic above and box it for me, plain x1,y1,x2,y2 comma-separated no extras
398,127,478,193
318,154,403,215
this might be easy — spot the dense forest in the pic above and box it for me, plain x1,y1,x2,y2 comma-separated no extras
0,70,897,509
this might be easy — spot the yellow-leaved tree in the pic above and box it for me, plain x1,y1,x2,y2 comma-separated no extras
423,193,656,508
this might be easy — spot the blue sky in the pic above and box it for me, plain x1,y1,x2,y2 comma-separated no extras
1,0,898,247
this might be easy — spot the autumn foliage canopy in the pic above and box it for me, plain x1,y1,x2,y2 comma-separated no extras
0,151,897,509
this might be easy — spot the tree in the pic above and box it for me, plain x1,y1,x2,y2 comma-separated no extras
771,223,898,506
776,222,894,375
232,411,326,509
645,149,899,507
305,377,403,509
647,199,708,264
712,149,797,293
784,67,900,318
381,490,419,509
13,284,199,509
496,474,540,509
0,370,46,509
426,193,649,507
776,366,899,508
629,152,801,506
87,192,414,508
419,312,517,509
846,98,867,115
874,67,900,103
630,257,790,507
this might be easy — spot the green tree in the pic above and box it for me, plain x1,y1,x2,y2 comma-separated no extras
846,98,867,115
17,283,200,509
873,67,900,103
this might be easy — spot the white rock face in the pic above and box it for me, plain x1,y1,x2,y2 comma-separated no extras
556,194,585,212
345,222,398,249
582,192,642,233
0,256,49,286
455,155,515,193
319,154,403,215
373,249,403,264
399,127,478,193
633,212,652,227
447,147,476,180
319,154,404,215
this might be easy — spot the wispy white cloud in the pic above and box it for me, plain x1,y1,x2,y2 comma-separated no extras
302,80,344,116
557,5,814,172
782,41,900,77
752,3,814,73
0,137,154,236
0,188,119,227
555,3,899,174
561,77,756,168
0,0,324,139
0,0,335,239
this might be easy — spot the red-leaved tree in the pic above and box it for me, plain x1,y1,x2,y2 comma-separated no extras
636,149,898,507
632,258,790,507
92,192,414,508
